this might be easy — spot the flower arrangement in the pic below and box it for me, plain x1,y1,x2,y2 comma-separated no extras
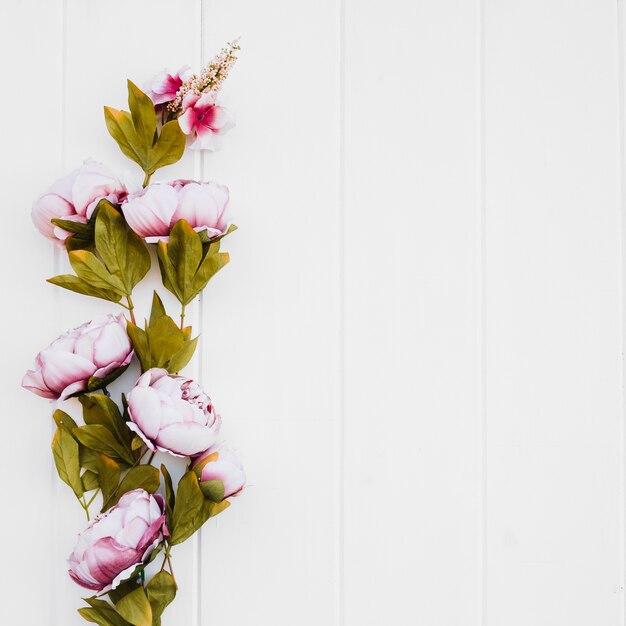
23,40,244,626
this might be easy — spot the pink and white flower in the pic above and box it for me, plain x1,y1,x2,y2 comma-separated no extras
193,443,246,499
178,92,234,150
144,66,192,106
31,160,127,242
22,314,133,400
122,180,230,243
68,489,168,592
127,368,221,457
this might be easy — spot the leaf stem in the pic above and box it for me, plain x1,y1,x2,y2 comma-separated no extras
143,172,152,188
85,488,101,509
79,495,91,521
180,304,186,330
126,296,137,324
147,450,156,466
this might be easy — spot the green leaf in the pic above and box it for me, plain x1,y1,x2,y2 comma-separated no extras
47,275,122,303
52,427,83,498
199,479,225,503
145,120,186,174
69,249,127,294
53,409,78,433
168,220,202,302
149,292,167,326
131,435,144,451
105,85,185,177
126,322,151,372
146,571,177,623
80,447,102,473
86,365,130,395
73,425,135,465
94,203,150,294
147,315,184,368
80,394,132,449
104,107,144,169
170,471,229,545
199,222,238,245
115,587,152,626
107,465,160,509
190,250,229,297
156,220,229,306
96,454,121,506
51,217,94,237
160,464,175,518
79,601,130,626
167,335,198,373
108,578,141,605
81,469,100,492
128,80,157,154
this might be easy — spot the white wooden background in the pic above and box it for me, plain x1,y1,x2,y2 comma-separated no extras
1,0,625,624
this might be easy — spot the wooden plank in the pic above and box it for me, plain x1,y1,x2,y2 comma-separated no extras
197,1,342,624
55,1,202,624
0,1,63,623
342,1,482,624
484,1,623,623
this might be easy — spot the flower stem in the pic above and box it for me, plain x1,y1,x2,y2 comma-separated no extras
126,296,137,325
180,304,186,330
147,450,156,466
142,172,152,188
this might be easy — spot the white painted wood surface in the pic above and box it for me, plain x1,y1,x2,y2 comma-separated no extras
1,1,626,624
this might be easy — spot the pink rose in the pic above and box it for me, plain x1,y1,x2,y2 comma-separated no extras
121,180,230,243
31,160,127,242
22,314,133,400
178,92,234,150
144,66,192,106
127,368,221,457
193,443,246,499
68,489,167,592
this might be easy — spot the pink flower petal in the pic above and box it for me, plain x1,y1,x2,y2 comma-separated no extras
155,421,219,457
39,350,95,394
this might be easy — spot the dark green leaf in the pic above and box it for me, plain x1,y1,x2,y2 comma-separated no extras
168,220,202,303
52,427,83,498
86,364,130,395
80,447,102,473
156,242,183,302
126,322,151,372
51,218,94,237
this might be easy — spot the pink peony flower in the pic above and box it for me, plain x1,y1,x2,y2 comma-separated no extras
22,314,133,400
127,368,221,457
31,160,127,242
193,443,246,499
144,66,192,106
121,180,230,243
177,92,234,150
68,489,168,592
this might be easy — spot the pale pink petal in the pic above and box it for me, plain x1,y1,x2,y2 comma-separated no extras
92,323,131,368
40,351,95,394
155,422,219,456
128,387,162,440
